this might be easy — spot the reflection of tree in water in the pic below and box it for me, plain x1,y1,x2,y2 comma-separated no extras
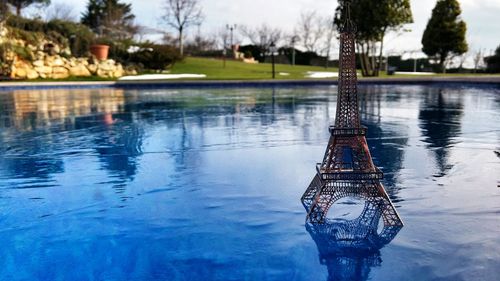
0,87,333,185
0,91,64,180
306,201,402,281
418,90,463,176
75,113,143,192
358,87,408,202
0,88,129,182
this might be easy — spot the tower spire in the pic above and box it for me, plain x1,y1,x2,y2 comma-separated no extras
336,0,360,129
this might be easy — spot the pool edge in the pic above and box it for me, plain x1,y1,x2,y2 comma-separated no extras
0,77,499,91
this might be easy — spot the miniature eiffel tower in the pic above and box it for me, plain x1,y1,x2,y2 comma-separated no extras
301,0,403,227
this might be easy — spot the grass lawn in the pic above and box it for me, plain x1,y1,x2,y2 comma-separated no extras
170,57,339,80
170,57,500,80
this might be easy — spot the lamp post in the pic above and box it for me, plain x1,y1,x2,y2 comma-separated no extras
270,42,277,79
291,36,298,66
226,24,237,54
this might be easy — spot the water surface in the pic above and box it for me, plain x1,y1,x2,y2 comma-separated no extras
0,85,499,280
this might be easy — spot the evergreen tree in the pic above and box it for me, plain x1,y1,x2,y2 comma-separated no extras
6,0,50,16
81,0,136,39
422,0,468,73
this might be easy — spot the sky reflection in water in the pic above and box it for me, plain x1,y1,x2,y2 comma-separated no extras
0,85,499,280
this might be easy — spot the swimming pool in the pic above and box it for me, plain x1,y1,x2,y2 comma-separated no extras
0,85,498,280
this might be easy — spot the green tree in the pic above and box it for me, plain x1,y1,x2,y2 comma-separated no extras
6,0,50,16
335,0,413,77
422,0,468,73
81,0,136,40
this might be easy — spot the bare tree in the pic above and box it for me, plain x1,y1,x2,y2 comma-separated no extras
473,48,484,73
134,25,162,43
161,31,176,45
296,10,324,53
162,0,203,56
45,2,76,21
457,51,469,72
321,15,337,68
240,24,281,49
217,26,229,50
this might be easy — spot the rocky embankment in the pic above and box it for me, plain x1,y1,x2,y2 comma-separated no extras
1,24,136,80
10,55,131,79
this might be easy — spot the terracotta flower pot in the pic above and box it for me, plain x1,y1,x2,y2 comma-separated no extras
90,44,110,61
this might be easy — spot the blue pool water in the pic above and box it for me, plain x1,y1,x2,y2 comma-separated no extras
0,85,499,280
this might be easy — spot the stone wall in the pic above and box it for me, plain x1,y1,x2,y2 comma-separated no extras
1,25,136,80
10,55,131,80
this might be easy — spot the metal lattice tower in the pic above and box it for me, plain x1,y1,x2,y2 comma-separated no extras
301,0,403,227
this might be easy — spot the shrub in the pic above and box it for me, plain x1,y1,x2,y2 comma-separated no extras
46,20,95,57
128,44,181,71
244,50,253,59
0,42,34,61
8,27,43,46
6,15,45,32
6,15,95,57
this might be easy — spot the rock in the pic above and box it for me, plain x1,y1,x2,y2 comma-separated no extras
35,51,45,60
45,56,55,66
96,69,110,78
52,66,69,79
125,68,138,76
53,44,61,54
98,61,115,72
33,60,45,67
113,69,124,78
10,58,32,79
52,57,65,67
35,66,52,75
61,47,71,56
26,69,39,79
68,58,77,67
87,64,98,74
77,58,89,66
52,72,69,79
11,67,27,79
69,65,91,77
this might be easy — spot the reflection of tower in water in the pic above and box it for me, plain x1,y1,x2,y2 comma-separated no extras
306,201,402,281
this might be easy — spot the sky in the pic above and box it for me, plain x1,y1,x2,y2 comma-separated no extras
46,0,500,59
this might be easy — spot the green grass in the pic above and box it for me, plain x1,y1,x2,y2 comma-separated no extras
171,57,500,80
170,57,340,80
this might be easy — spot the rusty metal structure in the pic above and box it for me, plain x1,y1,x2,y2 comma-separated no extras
301,0,403,228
